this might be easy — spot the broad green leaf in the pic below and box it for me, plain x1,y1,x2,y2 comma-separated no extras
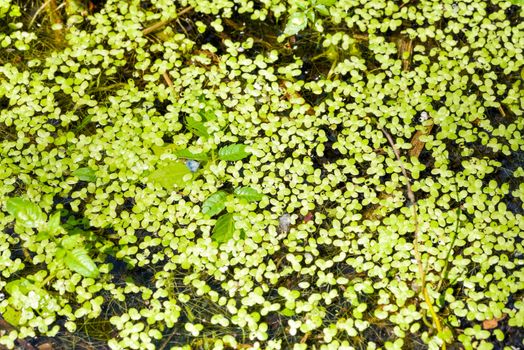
202,191,228,217
151,143,178,156
316,0,336,6
64,247,99,278
284,11,308,36
186,116,210,137
6,197,47,228
199,109,217,121
35,231,51,241
211,213,235,243
2,306,21,326
306,9,316,22
280,308,295,317
218,144,251,161
314,4,329,16
296,0,309,10
234,187,263,202
508,0,523,5
175,149,209,161
56,247,67,259
148,161,193,189
73,167,96,182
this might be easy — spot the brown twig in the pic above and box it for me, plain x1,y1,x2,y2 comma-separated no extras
409,122,434,158
157,330,176,350
47,0,64,45
379,126,445,347
143,6,193,35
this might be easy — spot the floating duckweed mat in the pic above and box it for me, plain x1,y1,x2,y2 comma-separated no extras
0,0,523,349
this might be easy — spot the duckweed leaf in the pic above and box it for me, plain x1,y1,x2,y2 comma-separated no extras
211,213,235,243
234,186,263,202
64,247,99,278
284,12,308,36
218,144,250,161
202,191,228,217
148,161,192,189
42,211,61,236
6,197,47,228
61,234,83,250
73,167,96,182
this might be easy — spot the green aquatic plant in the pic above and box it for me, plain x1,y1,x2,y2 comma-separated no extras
282,0,337,37
0,0,523,349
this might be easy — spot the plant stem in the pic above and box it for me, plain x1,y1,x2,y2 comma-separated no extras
379,125,446,348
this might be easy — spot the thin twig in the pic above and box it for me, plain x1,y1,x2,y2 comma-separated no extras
379,126,445,346
157,330,176,350
143,6,193,35
47,0,64,45
29,0,52,29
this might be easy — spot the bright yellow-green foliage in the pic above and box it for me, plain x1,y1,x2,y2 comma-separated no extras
0,0,523,349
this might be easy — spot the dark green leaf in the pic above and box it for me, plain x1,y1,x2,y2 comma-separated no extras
284,11,308,36
175,149,209,161
64,247,99,278
6,197,47,228
211,213,236,243
148,161,193,189
202,191,228,217
218,144,251,161
73,167,96,182
234,187,263,202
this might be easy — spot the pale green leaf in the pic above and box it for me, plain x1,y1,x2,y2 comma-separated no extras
148,161,193,189
284,12,308,36
316,0,336,6
314,4,329,16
